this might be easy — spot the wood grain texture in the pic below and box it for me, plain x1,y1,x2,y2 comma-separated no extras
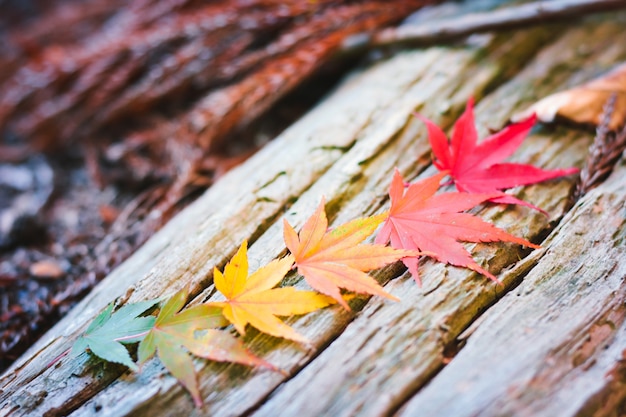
1,7,626,417
250,17,626,417
65,29,555,417
397,160,626,417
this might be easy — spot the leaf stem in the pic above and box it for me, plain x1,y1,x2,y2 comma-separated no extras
114,331,150,343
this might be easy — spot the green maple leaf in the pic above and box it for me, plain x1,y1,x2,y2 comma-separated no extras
71,299,159,371
137,286,276,408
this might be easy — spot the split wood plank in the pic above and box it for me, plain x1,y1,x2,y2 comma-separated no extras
0,20,554,417
397,158,626,417
251,17,626,417
72,19,618,417
64,27,561,417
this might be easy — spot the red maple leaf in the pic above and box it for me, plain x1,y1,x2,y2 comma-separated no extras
419,98,578,211
374,170,539,284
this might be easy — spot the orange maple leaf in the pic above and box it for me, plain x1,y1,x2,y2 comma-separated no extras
211,241,334,343
283,199,416,309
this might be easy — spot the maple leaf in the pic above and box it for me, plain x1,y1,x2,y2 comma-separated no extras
419,98,578,211
512,62,626,130
211,240,334,343
375,170,539,284
284,199,416,310
138,286,273,408
71,299,159,371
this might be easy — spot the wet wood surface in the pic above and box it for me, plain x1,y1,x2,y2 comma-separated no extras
1,5,626,417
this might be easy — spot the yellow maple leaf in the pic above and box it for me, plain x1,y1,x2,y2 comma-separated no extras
211,240,334,343
283,199,416,310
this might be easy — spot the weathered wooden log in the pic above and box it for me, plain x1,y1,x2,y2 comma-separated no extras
396,157,626,417
1,7,626,417
250,18,626,417
367,0,626,49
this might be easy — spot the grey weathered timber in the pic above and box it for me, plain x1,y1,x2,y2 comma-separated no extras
0,23,551,417
250,17,626,417
397,160,626,417
64,28,559,417
1,9,626,417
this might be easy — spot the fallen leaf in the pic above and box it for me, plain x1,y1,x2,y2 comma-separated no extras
138,286,272,408
512,62,626,130
419,98,578,211
284,199,416,309
374,170,539,284
211,241,334,343
71,299,159,371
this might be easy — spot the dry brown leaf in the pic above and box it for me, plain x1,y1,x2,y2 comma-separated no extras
513,62,626,130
